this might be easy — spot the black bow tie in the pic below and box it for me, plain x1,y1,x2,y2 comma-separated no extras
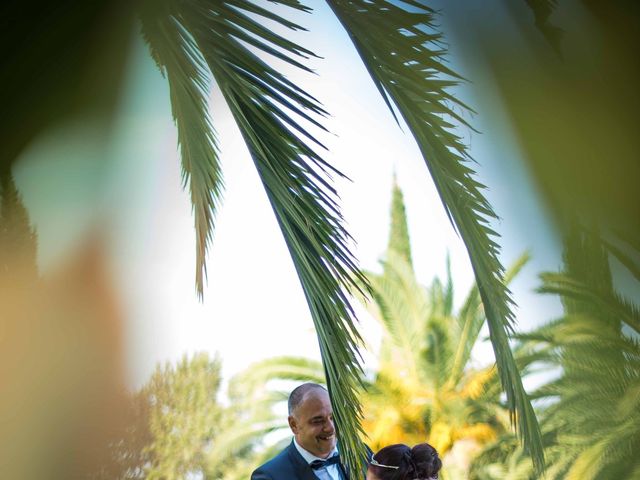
310,454,340,470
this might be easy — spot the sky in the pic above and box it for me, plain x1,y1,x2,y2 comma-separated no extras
14,1,562,390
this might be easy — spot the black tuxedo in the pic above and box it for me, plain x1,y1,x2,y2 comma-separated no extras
250,440,368,480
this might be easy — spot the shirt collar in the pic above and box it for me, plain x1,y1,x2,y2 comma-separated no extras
293,437,339,465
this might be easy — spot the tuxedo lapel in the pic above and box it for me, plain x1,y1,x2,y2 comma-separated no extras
286,441,319,480
284,440,363,480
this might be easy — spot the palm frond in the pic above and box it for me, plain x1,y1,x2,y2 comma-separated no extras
228,356,325,398
324,1,543,469
513,280,640,479
143,1,370,473
600,235,640,284
538,272,640,334
139,2,223,298
425,313,455,389
367,251,432,378
207,417,286,463
448,252,531,390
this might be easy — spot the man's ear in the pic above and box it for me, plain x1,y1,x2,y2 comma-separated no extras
288,415,298,433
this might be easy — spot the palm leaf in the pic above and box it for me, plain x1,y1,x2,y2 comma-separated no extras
538,272,640,334
207,416,286,464
139,2,223,298
425,312,455,390
228,356,326,397
600,235,640,284
448,252,531,390
140,1,370,473
366,251,432,380
517,267,640,479
324,0,543,470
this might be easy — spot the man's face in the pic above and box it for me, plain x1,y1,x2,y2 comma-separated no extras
288,389,336,458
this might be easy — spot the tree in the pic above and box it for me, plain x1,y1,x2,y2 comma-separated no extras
94,353,224,479
145,354,225,479
470,226,640,479
356,181,531,478
92,352,301,480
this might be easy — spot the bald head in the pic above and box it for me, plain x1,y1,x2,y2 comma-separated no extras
288,383,327,415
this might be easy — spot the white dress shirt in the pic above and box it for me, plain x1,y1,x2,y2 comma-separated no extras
293,438,342,480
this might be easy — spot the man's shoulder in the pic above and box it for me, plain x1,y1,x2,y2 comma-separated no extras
251,443,298,479
258,444,293,469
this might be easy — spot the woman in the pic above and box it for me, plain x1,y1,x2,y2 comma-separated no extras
366,443,441,480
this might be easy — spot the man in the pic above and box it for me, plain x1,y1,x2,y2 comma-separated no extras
251,383,366,480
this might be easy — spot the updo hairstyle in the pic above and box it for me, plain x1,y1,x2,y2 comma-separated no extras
368,443,441,480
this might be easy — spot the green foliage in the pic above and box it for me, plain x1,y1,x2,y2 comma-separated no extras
6,1,553,475
91,353,313,480
470,227,640,479
138,0,223,299
143,354,223,479
356,182,532,478
95,353,224,479
7,3,637,479
136,0,544,470
385,176,413,270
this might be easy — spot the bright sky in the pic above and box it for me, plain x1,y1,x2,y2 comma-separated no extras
14,2,562,389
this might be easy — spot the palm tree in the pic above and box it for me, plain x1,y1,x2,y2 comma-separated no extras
93,353,225,479
470,226,640,479
5,1,544,472
355,181,530,478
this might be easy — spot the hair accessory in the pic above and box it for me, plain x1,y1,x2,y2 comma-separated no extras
370,456,400,470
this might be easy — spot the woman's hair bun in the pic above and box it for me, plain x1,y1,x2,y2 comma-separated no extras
401,449,417,477
411,443,442,479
